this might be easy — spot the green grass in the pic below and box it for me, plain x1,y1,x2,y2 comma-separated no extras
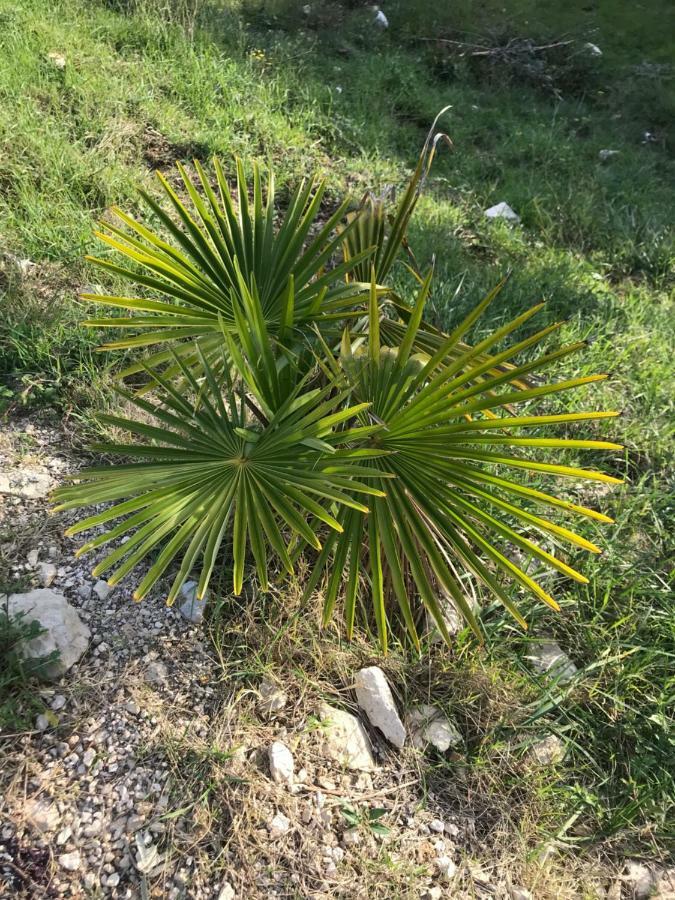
0,0,673,867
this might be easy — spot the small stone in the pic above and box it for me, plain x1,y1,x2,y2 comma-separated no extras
56,826,72,845
51,694,66,711
93,580,111,601
354,666,406,748
144,660,168,686
484,201,520,223
106,872,121,887
178,580,208,623
83,748,96,768
435,855,457,881
58,850,81,871
526,639,577,683
623,861,656,900
407,705,462,753
218,884,235,900
47,51,67,69
342,827,361,847
24,798,59,833
509,887,533,900
38,562,57,587
318,703,376,771
267,812,290,839
48,546,58,558
430,818,445,833
373,9,388,28
258,676,288,717
529,734,566,766
27,549,39,566
35,714,50,731
268,741,294,785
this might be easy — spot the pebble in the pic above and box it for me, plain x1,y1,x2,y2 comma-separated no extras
268,740,294,785
51,694,67,711
267,812,291,839
58,850,81,871
93,579,112,601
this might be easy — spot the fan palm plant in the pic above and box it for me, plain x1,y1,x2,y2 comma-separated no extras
58,128,621,651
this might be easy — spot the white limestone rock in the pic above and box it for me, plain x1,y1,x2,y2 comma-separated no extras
623,861,656,900
267,811,290,839
0,468,52,499
407,704,462,753
354,666,406,749
526,639,578,684
484,201,520,223
6,589,90,680
318,702,376,771
268,741,294,785
58,850,81,871
24,797,60,833
258,676,288,717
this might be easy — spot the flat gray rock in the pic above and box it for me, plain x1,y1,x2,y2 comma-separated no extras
526,639,578,684
178,580,208,623
6,589,90,680
0,468,53,499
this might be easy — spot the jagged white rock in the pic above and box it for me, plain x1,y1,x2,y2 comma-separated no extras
354,666,406,749
484,201,520,223
7,589,90,680
268,741,294,785
318,703,376,771
407,704,462,753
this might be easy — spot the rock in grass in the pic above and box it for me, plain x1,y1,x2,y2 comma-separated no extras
178,580,207,623
258,676,288,717
268,741,294,785
623,861,656,900
7,589,90,680
484,201,520,223
318,703,376,771
529,734,566,766
526,639,578,684
354,666,406,749
406,704,462,753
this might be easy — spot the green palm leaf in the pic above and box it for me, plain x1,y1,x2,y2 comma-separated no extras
81,157,372,379
53,352,385,603
306,275,622,651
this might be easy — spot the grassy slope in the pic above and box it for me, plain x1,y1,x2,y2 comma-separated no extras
0,0,673,865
